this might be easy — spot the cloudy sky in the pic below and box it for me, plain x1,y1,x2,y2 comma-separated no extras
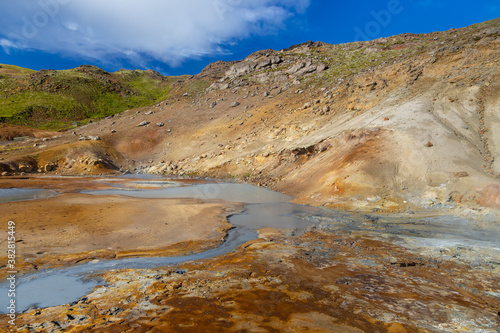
0,0,498,75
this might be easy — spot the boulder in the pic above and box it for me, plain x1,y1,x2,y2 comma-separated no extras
225,62,257,78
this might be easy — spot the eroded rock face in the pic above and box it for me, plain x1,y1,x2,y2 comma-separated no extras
210,51,325,92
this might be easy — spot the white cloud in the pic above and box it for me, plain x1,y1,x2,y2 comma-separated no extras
0,0,310,67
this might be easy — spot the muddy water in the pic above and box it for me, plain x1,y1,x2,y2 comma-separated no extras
0,181,321,313
84,183,294,203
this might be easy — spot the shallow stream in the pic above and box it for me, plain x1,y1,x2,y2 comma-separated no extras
0,180,325,312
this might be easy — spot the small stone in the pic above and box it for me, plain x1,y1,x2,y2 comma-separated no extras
231,101,240,107
264,91,270,97
111,129,116,133
144,111,153,115
156,122,164,127
137,121,150,127
384,117,389,121
210,101,217,108
453,171,469,178
425,141,434,147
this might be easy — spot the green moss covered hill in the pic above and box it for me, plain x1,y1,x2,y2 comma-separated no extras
0,64,189,130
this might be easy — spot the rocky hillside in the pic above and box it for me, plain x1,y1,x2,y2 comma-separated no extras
1,18,500,212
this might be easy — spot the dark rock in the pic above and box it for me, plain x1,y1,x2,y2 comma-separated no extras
175,269,187,275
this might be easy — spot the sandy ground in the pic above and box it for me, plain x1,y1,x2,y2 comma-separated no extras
0,124,58,141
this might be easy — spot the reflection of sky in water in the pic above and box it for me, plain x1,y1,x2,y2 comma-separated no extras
85,183,293,204
232,203,319,232
0,226,258,313
12,274,100,312
0,188,56,203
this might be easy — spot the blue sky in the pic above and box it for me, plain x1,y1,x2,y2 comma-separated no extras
0,0,498,76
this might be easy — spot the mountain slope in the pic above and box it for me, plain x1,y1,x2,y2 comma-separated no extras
0,65,191,130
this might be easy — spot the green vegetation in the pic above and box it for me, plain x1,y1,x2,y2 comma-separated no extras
0,65,183,130
0,64,36,76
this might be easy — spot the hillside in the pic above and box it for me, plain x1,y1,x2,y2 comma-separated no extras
1,18,500,212
0,65,195,130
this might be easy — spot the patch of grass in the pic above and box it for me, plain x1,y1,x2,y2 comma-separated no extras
0,65,191,130
305,42,418,85
0,64,36,77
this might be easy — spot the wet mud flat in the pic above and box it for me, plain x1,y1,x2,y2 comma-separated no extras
0,176,241,280
0,176,499,332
